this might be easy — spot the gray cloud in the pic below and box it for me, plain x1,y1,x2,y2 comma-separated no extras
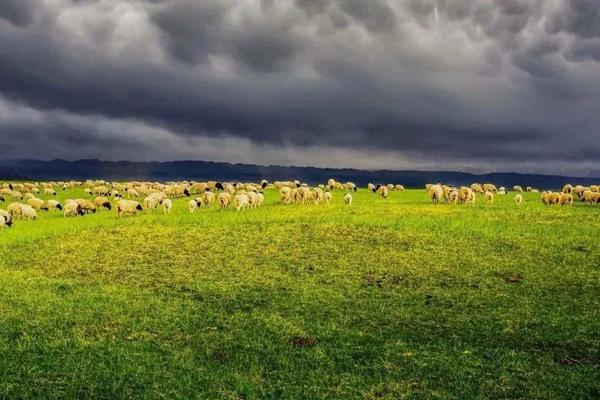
0,0,599,175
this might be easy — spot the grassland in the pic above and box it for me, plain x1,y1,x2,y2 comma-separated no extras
0,188,599,399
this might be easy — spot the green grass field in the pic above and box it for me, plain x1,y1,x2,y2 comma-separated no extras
1,188,599,399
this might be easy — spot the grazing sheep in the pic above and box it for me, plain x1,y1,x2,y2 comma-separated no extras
143,193,163,212
514,194,523,205
20,205,38,220
44,187,56,196
377,185,389,199
448,189,459,204
64,201,84,217
345,182,357,192
541,191,560,205
324,191,332,204
395,184,405,191
458,187,475,205
188,199,200,213
47,200,63,211
428,185,444,204
343,192,352,205
260,179,268,189
203,191,215,206
116,200,143,217
562,184,574,194
161,198,173,214
234,193,249,211
0,209,12,228
247,191,259,208
27,198,48,211
279,186,292,205
482,183,497,193
256,192,265,207
7,202,24,219
484,191,494,203
218,192,232,210
471,183,484,194
94,197,112,210
74,199,96,214
559,193,573,206
367,183,375,192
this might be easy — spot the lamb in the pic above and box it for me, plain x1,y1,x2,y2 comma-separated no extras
63,201,84,217
47,200,63,211
218,192,232,210
484,191,494,203
343,192,353,205
161,198,173,214
234,193,249,211
448,189,459,204
324,191,332,204
116,199,143,217
94,197,112,210
514,194,523,205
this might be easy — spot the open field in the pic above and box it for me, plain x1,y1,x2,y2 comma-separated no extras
1,187,599,399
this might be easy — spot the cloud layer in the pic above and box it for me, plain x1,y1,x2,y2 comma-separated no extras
0,0,599,175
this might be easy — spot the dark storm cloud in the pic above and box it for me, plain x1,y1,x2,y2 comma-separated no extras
0,0,599,174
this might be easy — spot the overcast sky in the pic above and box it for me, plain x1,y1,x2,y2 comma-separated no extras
1,0,599,175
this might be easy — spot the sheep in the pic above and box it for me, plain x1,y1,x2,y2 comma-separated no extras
73,199,96,214
312,187,324,204
513,185,523,192
256,192,265,207
482,183,497,193
188,199,200,213
345,182,357,192
458,187,475,205
448,189,459,204
44,187,56,196
343,192,353,205
377,185,389,199
324,191,332,204
562,184,573,194
234,193,249,211
541,191,560,205
218,192,232,210
20,205,38,220
0,209,12,228
7,202,24,219
94,197,112,210
514,194,523,205
143,193,163,212
116,199,143,217
484,191,494,203
47,199,63,211
161,198,173,214
260,179,268,189
63,201,84,217
367,183,375,192
203,191,215,206
394,184,405,191
559,193,573,206
279,186,292,205
428,185,444,204
471,183,484,194
247,191,259,208
27,198,49,211
11,191,23,200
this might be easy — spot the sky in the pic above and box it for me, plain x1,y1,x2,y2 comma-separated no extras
0,0,599,176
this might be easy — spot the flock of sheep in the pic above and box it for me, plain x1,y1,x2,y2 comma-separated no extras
0,179,598,229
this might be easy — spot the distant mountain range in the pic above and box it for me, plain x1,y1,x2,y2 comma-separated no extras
0,159,598,189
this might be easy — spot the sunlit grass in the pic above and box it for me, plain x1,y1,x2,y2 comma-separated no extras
1,188,599,399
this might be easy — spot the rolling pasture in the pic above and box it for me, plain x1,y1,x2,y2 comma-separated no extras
1,187,599,399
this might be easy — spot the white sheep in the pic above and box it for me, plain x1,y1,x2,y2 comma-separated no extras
161,198,173,214
188,199,200,213
0,209,12,228
63,201,84,217
514,194,523,205
344,192,352,205
20,204,38,220
324,191,332,204
234,193,249,211
218,192,232,210
116,200,143,217
47,200,63,211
